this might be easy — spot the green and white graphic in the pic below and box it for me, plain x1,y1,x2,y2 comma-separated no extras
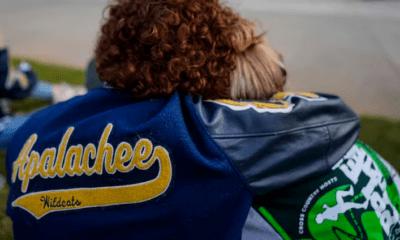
254,142,400,239
307,142,400,239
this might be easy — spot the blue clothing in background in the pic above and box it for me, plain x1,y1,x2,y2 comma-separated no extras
0,115,30,150
30,81,53,100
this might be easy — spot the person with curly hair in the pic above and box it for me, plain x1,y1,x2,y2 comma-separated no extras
5,0,399,239
94,0,285,100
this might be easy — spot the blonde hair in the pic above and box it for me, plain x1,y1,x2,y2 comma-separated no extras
230,20,287,100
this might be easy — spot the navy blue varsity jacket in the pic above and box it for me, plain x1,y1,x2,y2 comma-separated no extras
7,87,395,239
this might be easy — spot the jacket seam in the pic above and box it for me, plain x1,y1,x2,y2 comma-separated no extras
324,121,361,169
242,125,330,192
189,97,258,196
210,117,359,139
325,125,332,172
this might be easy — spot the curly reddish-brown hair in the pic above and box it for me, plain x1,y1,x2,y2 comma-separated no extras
95,0,265,100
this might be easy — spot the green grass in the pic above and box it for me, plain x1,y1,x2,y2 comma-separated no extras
10,58,84,85
0,151,12,240
0,58,399,239
359,115,400,170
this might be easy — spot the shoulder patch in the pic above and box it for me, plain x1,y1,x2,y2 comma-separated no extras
273,92,327,101
207,99,294,113
207,92,327,114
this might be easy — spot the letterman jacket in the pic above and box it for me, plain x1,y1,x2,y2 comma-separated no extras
6,87,394,239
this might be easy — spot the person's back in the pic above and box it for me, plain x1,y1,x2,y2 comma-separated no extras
5,0,279,237
6,88,252,239
6,87,363,239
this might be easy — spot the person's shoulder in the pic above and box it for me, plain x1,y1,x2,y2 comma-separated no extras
12,87,172,140
189,92,361,195
192,92,359,137
12,88,125,134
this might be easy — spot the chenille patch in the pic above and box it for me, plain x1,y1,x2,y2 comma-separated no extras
11,123,173,219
